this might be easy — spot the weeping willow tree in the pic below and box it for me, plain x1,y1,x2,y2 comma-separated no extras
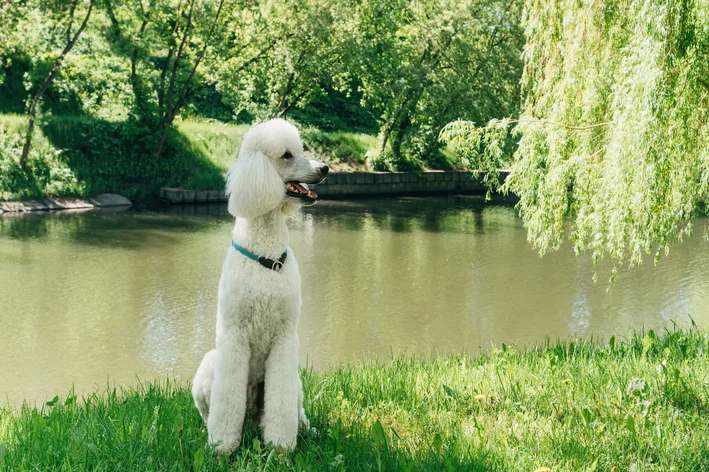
443,0,709,281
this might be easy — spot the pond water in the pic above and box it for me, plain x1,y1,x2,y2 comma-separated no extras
1,196,708,405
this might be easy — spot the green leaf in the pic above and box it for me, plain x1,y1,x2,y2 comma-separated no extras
642,332,656,358
371,419,387,446
193,448,204,471
433,432,443,454
625,415,635,433
582,407,593,426
442,384,458,399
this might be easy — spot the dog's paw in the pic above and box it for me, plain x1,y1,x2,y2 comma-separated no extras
265,436,296,453
212,440,237,456
299,408,310,429
209,430,241,456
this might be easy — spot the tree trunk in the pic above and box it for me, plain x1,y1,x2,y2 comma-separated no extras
154,116,174,164
390,108,411,159
154,0,226,162
19,0,94,169
379,99,407,155
19,105,38,170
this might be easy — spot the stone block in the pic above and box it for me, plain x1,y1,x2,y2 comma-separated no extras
355,173,366,184
207,190,220,202
90,193,132,207
391,173,401,183
323,185,340,195
0,201,49,212
182,190,196,203
364,173,375,184
434,171,445,181
364,184,380,194
195,190,207,203
163,188,182,203
340,184,357,195
43,198,94,210
345,173,355,184
382,173,393,183
218,190,228,202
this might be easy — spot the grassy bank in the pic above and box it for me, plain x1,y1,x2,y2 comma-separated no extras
3,327,708,471
0,114,381,202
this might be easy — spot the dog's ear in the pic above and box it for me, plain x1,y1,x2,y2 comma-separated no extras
226,151,284,218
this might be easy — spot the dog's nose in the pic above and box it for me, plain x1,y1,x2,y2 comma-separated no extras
319,164,329,176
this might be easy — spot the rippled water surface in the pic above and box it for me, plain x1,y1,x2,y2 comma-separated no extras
1,196,707,404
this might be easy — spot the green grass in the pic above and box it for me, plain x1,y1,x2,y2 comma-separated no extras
0,115,380,201
2,326,709,471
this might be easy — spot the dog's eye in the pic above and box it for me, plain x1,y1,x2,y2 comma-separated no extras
281,152,293,160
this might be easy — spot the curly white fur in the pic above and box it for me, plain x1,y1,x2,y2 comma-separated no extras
192,119,327,455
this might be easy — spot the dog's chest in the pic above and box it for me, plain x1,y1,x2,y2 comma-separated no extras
218,254,302,337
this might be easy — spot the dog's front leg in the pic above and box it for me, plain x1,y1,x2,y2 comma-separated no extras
263,335,300,451
207,335,250,455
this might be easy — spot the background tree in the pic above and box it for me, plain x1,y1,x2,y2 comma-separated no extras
214,0,353,121
354,0,523,170
104,0,228,161
443,0,709,280
15,0,95,169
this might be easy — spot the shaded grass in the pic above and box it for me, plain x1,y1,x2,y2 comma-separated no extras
0,114,88,201
3,326,709,470
0,115,380,201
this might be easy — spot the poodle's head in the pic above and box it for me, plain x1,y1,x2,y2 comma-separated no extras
226,119,329,219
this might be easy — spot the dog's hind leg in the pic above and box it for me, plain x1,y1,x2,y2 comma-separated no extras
192,349,217,424
297,375,309,429
208,336,251,455
262,335,300,451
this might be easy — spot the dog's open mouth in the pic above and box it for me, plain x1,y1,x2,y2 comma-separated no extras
286,182,318,201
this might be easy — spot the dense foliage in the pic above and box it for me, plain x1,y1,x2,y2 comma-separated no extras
443,0,709,276
0,0,524,198
355,0,523,170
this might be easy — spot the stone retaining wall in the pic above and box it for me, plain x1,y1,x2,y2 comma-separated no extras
315,170,508,197
159,171,508,204
0,194,132,214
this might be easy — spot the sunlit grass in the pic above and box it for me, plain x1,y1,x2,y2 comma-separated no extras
2,326,709,471
0,114,380,200
176,120,379,179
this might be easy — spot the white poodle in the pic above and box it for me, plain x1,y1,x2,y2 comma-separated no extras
191,119,328,455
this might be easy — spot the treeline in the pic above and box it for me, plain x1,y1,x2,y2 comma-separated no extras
0,0,523,175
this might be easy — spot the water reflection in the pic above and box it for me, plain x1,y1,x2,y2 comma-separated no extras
0,196,707,405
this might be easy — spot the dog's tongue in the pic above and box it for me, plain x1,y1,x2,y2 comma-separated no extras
287,182,318,199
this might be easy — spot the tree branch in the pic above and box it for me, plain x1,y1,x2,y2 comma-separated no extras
20,0,95,168
167,0,194,120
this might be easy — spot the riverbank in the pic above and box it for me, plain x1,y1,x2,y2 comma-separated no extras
159,171,510,203
2,327,708,471
1,114,461,203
